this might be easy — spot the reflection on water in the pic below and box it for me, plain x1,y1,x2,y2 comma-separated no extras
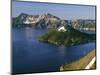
58,46,67,56
25,28,34,40
12,28,95,74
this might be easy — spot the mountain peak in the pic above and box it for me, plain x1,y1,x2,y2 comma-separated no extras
46,13,53,16
19,13,28,16
45,13,60,20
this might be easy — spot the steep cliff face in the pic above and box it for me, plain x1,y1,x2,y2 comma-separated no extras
12,13,67,28
12,13,95,32
72,19,96,31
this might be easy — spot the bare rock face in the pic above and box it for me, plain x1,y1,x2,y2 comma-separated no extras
12,13,95,32
12,13,65,28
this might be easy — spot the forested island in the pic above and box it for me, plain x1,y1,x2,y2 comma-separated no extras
39,25,95,46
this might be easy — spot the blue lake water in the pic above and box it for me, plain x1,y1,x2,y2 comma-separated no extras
12,28,96,74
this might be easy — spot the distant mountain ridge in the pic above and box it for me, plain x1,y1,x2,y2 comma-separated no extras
12,13,96,32
12,13,65,28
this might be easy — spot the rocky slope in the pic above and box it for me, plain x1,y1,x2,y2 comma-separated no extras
12,13,67,29
12,13,95,32
60,50,96,71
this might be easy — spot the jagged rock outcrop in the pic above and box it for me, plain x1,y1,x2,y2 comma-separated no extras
12,13,67,29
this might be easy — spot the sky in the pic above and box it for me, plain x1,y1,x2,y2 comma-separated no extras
12,1,96,20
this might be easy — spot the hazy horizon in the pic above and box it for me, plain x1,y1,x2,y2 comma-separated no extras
12,1,96,20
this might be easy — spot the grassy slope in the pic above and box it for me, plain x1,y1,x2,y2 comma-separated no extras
60,50,96,71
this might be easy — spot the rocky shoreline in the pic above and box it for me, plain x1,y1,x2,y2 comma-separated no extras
60,49,96,71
